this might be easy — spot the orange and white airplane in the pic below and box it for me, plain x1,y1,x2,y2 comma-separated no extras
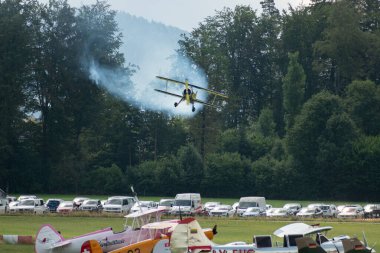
35,208,216,253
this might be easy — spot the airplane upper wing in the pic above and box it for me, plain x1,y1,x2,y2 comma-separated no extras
156,76,228,99
154,89,182,99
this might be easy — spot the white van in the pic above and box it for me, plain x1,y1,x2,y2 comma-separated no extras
237,196,266,216
0,198,8,214
103,196,135,214
170,193,202,215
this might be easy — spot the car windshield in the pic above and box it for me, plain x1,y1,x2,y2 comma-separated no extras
218,206,230,210
84,200,98,205
239,202,258,208
47,200,60,206
135,201,150,207
159,200,173,206
107,199,122,205
342,207,356,212
364,205,375,210
320,206,329,210
174,200,191,206
20,200,35,206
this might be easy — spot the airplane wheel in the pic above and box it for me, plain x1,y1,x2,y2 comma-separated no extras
174,102,178,107
192,107,195,112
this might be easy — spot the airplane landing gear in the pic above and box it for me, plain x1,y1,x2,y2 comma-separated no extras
192,106,196,112
174,102,178,107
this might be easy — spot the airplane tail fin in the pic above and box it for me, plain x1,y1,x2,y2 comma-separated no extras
295,237,327,253
170,218,213,253
35,224,64,253
342,238,372,253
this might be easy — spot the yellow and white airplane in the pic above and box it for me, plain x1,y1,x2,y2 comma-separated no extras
155,76,228,112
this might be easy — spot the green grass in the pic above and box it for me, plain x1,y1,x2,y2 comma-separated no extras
1,215,379,253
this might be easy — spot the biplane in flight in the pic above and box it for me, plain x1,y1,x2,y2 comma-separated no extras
155,76,228,112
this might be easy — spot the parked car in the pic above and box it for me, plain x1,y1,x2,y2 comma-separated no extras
307,203,324,209
337,205,364,219
337,205,346,213
242,207,265,217
363,204,380,218
0,197,7,214
232,202,239,211
130,201,156,213
209,205,235,217
79,199,103,212
8,201,19,207
103,196,135,214
57,201,75,214
46,199,64,212
204,202,221,212
296,207,323,218
9,198,48,214
236,196,266,216
6,196,17,204
266,208,289,217
283,203,302,215
158,198,174,213
73,197,89,209
17,195,37,201
320,204,338,217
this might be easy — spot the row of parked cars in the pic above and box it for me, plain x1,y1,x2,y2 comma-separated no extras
1,194,379,219
204,201,380,219
1,195,172,215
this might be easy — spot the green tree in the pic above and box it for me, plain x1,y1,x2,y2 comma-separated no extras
345,80,380,136
287,91,358,198
177,145,204,192
314,0,375,93
282,52,306,129
0,0,35,192
203,152,252,197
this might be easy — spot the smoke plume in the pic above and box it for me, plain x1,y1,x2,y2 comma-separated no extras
86,13,208,117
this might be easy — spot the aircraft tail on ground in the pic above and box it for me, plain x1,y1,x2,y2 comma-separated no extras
342,238,372,253
296,237,327,253
170,218,213,253
35,224,65,253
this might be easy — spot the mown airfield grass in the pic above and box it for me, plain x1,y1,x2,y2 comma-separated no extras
1,213,379,253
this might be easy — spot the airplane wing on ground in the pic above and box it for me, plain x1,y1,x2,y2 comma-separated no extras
154,89,182,99
156,76,228,99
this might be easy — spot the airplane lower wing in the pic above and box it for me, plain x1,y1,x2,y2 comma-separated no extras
154,89,183,99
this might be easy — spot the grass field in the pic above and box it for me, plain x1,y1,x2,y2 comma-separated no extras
0,214,379,253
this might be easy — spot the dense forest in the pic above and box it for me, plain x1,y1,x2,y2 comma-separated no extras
1,0,380,201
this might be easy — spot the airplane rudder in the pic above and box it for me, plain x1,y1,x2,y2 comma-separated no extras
35,224,64,252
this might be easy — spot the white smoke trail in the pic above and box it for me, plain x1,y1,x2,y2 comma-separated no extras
85,12,209,117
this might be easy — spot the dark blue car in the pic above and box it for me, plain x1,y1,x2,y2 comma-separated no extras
46,199,63,212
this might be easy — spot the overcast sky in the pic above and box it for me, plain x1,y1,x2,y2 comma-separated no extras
41,0,311,31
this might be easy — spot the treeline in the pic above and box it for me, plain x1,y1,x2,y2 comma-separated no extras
1,0,380,201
